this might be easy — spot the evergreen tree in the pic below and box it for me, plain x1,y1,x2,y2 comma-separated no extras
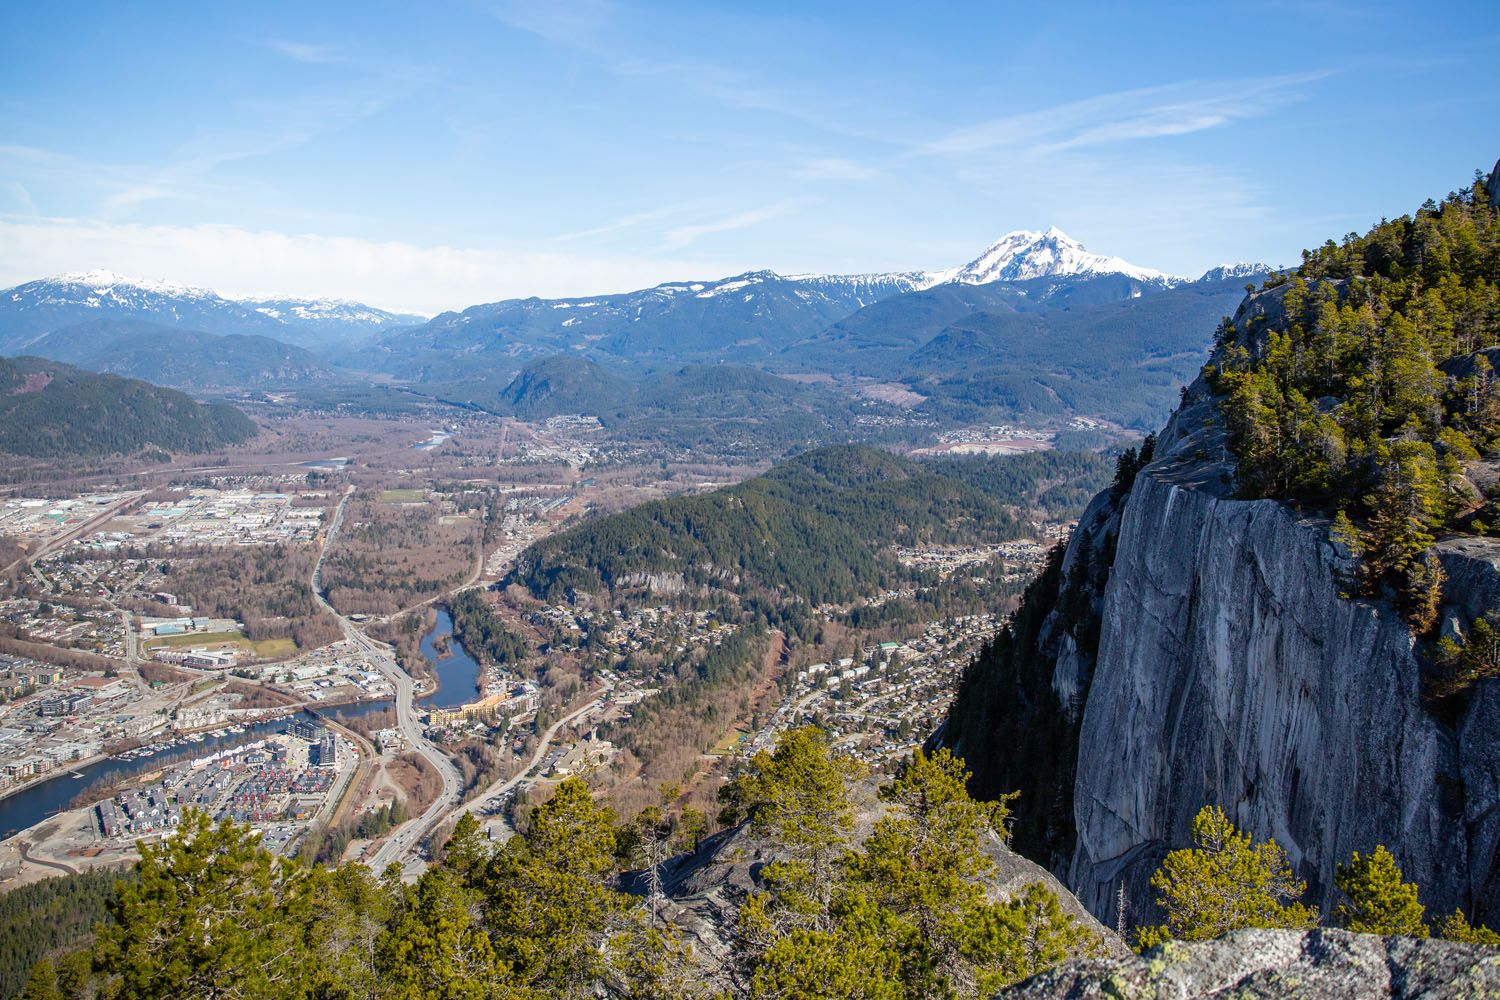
975,882,1101,989
18,959,63,1000
1210,173,1500,622
734,732,1096,997
748,897,903,1000
1437,909,1500,945
1333,845,1427,936
94,810,317,1000
1138,805,1317,946
378,866,516,1000
722,725,866,923
304,861,394,997
1429,613,1500,699
483,777,626,997
841,748,1022,995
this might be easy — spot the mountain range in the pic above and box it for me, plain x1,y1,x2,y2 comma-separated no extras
371,231,1266,397
1,229,1257,362
21,318,336,390
0,270,425,356
0,231,1270,434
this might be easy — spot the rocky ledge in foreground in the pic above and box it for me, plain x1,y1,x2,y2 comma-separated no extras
1000,928,1500,998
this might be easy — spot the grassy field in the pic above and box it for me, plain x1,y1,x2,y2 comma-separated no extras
709,726,753,756
378,488,427,502
143,629,247,650
142,631,295,659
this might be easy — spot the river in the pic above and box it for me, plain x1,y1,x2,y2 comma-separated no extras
0,611,483,839
0,699,392,840
416,608,482,710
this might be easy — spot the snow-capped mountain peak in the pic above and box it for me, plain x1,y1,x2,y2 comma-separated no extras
1197,261,1274,283
928,228,1184,287
54,270,217,301
32,272,425,326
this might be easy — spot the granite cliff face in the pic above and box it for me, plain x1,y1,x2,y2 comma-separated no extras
942,279,1500,929
1067,360,1500,922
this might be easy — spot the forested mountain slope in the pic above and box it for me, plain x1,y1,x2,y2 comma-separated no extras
506,445,1027,607
408,272,1250,436
0,356,256,457
371,269,926,379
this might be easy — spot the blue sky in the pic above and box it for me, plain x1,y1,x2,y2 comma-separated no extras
1,0,1496,313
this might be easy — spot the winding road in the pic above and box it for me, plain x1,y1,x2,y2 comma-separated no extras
309,485,614,874
310,486,463,871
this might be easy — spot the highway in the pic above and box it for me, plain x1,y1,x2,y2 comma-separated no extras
310,486,612,873
310,486,464,871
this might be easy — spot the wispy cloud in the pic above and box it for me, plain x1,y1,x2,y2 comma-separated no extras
549,203,696,243
4,83,405,220
267,40,345,65
917,72,1330,158
2,181,37,215
662,202,798,250
791,158,881,182
0,215,737,315
493,1,894,142
492,0,615,49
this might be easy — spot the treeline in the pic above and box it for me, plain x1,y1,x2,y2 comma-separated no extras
0,868,125,998
1213,171,1499,630
507,445,1025,607
0,634,123,674
12,732,1099,999
0,356,255,458
939,545,1087,867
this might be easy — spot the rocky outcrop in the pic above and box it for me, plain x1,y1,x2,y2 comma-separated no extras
1064,358,1500,924
999,928,1500,998
622,793,1127,992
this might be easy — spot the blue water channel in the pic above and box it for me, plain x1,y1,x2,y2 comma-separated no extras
0,699,392,840
416,609,482,710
